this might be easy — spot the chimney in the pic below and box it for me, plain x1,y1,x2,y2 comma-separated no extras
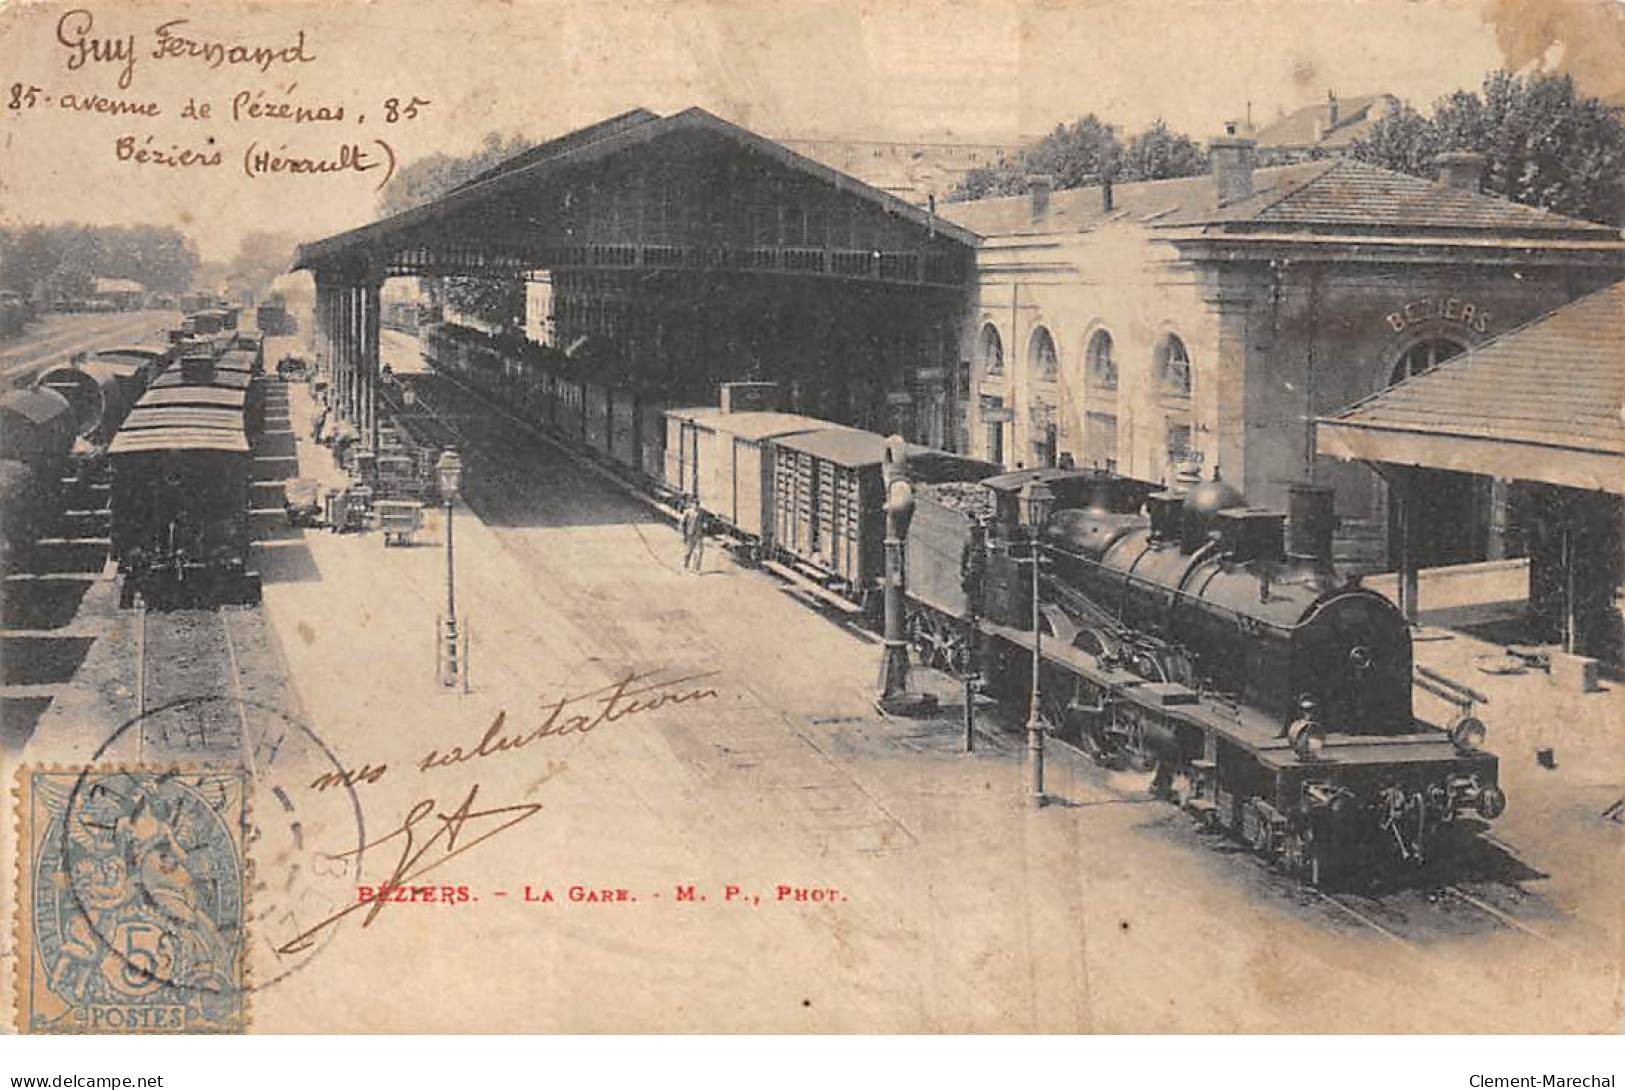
1286,482,1336,566
1027,174,1054,221
1327,89,1339,128
1210,123,1257,206
1436,151,1486,192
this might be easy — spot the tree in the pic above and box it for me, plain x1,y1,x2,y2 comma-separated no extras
949,116,1207,201
377,131,531,218
220,231,300,301
1345,104,1441,179
0,223,199,299
1351,71,1625,225
1121,121,1208,182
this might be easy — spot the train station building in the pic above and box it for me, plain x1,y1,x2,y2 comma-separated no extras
941,141,1625,570
298,108,1625,577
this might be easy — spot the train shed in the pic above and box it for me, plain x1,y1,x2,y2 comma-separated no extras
1316,280,1624,666
294,107,981,451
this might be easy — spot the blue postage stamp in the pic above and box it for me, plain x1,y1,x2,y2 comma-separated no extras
16,768,250,1033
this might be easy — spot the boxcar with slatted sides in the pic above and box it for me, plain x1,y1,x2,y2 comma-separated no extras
108,347,262,606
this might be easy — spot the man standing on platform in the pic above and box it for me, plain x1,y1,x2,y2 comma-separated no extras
681,497,706,573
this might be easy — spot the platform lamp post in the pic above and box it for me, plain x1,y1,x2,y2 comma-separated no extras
436,449,464,689
874,436,918,714
1020,477,1055,808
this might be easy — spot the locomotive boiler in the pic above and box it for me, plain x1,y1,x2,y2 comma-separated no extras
906,466,1505,884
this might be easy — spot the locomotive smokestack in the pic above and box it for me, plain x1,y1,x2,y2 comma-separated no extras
1286,483,1336,565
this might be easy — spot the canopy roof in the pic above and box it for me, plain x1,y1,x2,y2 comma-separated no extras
296,106,978,280
1317,281,1625,493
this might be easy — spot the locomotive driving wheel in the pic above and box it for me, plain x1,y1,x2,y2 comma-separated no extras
1072,626,1120,665
906,610,970,675
1042,672,1113,762
905,610,934,664
1128,646,1169,683
1282,828,1320,885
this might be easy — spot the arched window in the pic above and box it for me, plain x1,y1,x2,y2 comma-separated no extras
1390,337,1465,385
1083,329,1118,470
979,323,1003,376
1156,333,1192,397
1028,325,1058,379
1086,329,1117,392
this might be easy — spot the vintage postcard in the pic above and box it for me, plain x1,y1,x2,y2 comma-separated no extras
0,0,1621,1038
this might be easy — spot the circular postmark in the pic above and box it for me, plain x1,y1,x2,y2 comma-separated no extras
38,693,367,1027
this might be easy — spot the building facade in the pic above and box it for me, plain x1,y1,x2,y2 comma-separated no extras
942,141,1625,568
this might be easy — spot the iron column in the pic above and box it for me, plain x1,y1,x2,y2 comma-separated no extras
874,436,916,713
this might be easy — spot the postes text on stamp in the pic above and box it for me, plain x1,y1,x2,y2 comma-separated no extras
15,767,250,1033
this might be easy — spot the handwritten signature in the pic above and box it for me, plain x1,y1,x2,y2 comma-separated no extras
275,783,542,955
56,9,315,91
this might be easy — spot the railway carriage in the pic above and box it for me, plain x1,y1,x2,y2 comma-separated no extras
769,427,998,602
0,388,77,567
151,353,265,435
34,363,134,449
87,350,162,400
108,340,262,605
0,388,77,500
109,413,257,606
663,408,833,547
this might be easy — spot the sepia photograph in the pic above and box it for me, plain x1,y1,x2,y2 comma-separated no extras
0,0,1621,1061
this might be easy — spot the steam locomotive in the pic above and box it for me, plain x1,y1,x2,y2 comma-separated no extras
905,465,1504,884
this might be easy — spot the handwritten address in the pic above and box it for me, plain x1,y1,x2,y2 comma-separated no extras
7,8,436,190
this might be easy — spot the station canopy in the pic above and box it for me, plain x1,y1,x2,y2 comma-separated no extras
294,107,978,286
1316,281,1625,494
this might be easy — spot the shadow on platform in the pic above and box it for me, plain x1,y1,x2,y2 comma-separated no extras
255,539,321,584
1,634,95,685
1,578,91,629
1,695,51,751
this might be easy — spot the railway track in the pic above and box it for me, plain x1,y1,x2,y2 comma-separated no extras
1220,827,1577,953
133,603,255,766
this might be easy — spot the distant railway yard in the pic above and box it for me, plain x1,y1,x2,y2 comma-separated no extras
2,313,1622,1032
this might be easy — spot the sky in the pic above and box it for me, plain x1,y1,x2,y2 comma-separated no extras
0,0,1614,263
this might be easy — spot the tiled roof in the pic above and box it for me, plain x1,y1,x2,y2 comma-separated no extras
1251,94,1396,150
942,157,1619,239
1217,158,1609,233
1325,281,1625,458
939,162,1329,236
